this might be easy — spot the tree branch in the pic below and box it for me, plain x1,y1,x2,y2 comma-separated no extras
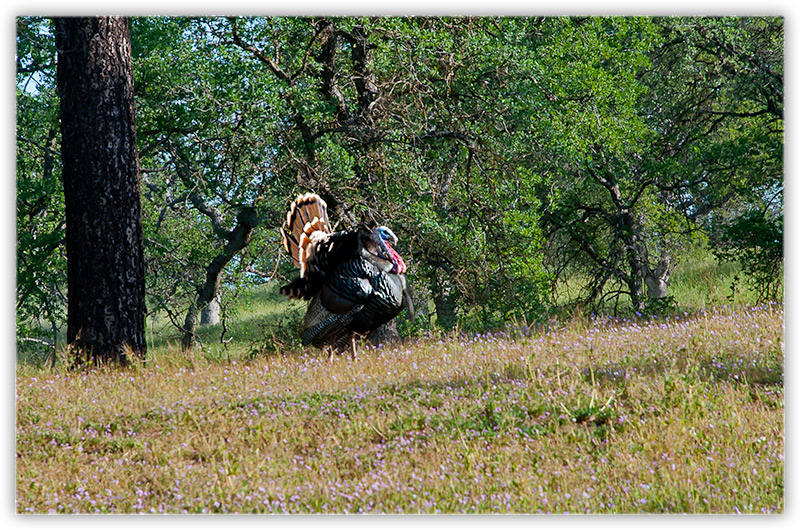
227,17,292,84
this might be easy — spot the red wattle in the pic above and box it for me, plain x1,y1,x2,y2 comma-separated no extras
385,243,406,274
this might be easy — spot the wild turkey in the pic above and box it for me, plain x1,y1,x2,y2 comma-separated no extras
279,193,413,360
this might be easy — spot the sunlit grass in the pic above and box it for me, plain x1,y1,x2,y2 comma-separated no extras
548,258,769,317
669,259,760,309
143,285,305,361
16,303,783,513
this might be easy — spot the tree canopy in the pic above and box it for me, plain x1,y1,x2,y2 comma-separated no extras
16,16,783,353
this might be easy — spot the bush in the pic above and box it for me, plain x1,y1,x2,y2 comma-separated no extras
714,211,783,303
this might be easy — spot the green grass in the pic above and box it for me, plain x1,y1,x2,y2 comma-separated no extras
145,285,306,362
669,259,758,308
16,284,308,367
16,303,783,513
548,258,769,316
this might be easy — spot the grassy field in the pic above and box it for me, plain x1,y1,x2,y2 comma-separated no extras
15,302,783,514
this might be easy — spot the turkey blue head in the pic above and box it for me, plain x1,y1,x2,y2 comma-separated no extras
375,226,407,274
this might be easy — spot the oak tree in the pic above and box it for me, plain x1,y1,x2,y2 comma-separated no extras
55,16,147,364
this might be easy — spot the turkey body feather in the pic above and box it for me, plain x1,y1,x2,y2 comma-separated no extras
279,193,412,358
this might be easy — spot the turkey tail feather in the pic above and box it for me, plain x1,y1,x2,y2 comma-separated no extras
281,193,331,272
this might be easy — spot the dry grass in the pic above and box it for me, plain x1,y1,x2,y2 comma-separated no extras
15,303,783,513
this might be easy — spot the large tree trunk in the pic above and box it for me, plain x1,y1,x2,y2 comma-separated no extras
587,166,648,313
55,17,146,366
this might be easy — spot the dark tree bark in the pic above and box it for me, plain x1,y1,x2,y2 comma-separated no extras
368,320,399,347
55,17,146,365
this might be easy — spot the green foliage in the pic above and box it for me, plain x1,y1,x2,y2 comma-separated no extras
15,16,783,346
715,211,783,302
536,16,782,312
131,17,292,324
643,295,679,317
16,17,65,348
